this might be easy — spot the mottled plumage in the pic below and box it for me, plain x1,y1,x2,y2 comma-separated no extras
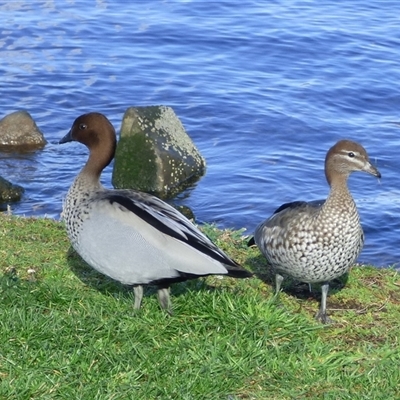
60,112,252,313
251,140,381,323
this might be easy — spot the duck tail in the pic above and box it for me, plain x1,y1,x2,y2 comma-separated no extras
247,236,255,247
225,265,253,278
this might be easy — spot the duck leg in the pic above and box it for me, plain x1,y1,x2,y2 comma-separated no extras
275,273,284,295
157,286,172,315
315,282,332,324
133,285,144,309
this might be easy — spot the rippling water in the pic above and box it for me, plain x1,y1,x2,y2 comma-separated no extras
0,0,399,267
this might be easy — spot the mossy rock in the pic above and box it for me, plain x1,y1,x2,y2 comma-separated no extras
112,106,206,198
0,176,24,203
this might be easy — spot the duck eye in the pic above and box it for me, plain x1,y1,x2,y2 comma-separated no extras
79,123,87,130
348,152,355,158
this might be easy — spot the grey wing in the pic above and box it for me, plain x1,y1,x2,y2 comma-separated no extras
273,199,325,215
77,198,234,284
254,199,324,247
105,189,242,268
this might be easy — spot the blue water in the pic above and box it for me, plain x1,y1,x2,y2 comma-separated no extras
0,0,399,267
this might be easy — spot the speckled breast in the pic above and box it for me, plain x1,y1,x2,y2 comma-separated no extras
62,180,94,244
260,202,364,283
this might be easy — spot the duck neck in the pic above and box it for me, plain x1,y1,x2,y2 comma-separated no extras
66,150,112,209
323,174,355,210
79,153,106,186
329,173,349,190
77,141,115,188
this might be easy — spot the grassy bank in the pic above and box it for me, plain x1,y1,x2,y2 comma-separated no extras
0,214,399,399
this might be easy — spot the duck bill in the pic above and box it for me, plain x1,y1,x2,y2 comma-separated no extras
59,129,73,144
364,162,381,179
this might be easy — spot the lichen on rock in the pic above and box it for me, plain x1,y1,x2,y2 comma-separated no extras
112,106,206,198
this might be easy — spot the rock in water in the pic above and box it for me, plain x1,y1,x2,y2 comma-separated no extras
0,176,24,203
112,106,206,198
0,110,47,149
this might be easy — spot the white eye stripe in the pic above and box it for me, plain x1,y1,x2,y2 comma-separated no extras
337,151,366,166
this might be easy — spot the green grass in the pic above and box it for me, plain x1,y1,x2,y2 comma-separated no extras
0,214,399,399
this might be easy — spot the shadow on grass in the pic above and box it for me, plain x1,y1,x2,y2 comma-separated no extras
245,250,349,304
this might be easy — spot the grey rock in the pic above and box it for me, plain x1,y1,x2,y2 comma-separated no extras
0,110,47,149
112,106,206,198
0,176,24,203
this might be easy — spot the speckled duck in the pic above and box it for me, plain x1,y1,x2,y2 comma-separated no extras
250,139,380,323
